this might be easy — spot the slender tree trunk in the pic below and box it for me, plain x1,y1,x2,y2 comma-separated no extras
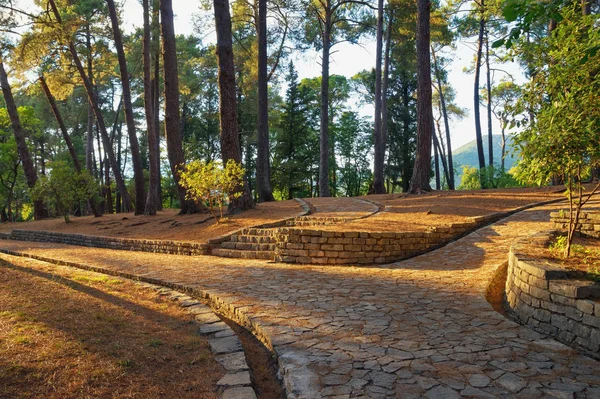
256,0,275,202
85,25,95,176
381,11,393,188
0,58,46,220
319,8,332,197
49,0,132,211
160,0,203,214
431,47,454,189
409,0,433,193
500,123,506,172
432,124,450,187
107,0,146,215
213,0,254,211
485,27,493,169
39,75,102,216
473,2,486,181
39,76,81,172
433,134,440,190
152,1,163,210
372,0,385,194
143,0,160,215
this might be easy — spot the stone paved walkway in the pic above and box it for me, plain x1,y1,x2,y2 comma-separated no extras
304,197,380,218
1,203,599,398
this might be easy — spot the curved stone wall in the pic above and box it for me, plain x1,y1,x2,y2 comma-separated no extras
506,232,600,358
8,229,210,256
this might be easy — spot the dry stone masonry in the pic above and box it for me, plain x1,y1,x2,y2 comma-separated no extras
551,210,600,238
506,232,600,359
7,229,211,255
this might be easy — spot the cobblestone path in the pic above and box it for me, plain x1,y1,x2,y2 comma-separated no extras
1,203,599,398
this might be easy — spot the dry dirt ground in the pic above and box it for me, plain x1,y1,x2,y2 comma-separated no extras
0,256,222,399
0,187,566,241
319,186,565,232
0,200,302,243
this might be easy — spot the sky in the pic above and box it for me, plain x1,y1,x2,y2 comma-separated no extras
13,0,525,150
118,0,524,150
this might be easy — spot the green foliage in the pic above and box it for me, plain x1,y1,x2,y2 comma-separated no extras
511,5,600,257
458,165,522,190
179,160,245,223
30,162,99,223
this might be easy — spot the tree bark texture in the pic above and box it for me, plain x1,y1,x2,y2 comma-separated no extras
0,58,46,220
160,0,203,214
473,2,486,176
107,0,146,214
431,47,454,189
380,12,393,183
372,0,385,194
485,28,493,168
256,0,275,202
213,0,254,211
409,0,433,193
143,0,160,215
319,9,332,197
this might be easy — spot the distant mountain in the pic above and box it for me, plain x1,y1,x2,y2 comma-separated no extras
450,135,519,186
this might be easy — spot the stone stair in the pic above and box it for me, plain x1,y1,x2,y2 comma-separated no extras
212,217,358,261
212,228,278,260
286,216,355,227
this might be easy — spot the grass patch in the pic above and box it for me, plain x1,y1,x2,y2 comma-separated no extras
548,235,600,281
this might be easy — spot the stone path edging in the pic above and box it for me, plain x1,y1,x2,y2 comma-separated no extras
0,255,258,399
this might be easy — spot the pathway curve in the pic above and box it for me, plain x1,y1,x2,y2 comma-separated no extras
1,203,599,398
304,197,380,219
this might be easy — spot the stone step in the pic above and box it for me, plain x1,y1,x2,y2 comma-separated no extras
287,220,334,227
231,235,277,244
212,248,274,260
220,242,276,251
239,228,278,236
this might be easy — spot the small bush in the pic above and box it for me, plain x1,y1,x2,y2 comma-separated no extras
179,160,245,223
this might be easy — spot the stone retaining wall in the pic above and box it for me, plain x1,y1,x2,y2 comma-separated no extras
551,211,600,238
274,223,474,265
7,229,210,256
506,232,600,358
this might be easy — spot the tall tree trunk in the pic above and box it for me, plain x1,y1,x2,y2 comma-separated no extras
380,11,393,190
500,122,506,171
431,47,454,189
39,75,102,217
409,0,433,193
213,0,254,211
485,27,493,169
473,2,486,181
160,0,202,214
433,133,440,190
107,0,146,215
49,0,133,212
256,0,275,202
319,9,332,197
432,124,450,188
372,0,385,194
143,0,160,215
85,25,94,176
152,1,163,210
0,58,46,220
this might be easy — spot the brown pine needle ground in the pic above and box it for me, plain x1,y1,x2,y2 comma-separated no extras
0,256,223,399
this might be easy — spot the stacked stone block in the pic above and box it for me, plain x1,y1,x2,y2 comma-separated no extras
273,223,473,265
506,233,600,358
551,210,600,238
8,229,210,256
